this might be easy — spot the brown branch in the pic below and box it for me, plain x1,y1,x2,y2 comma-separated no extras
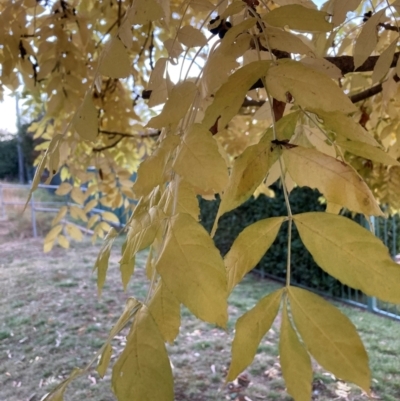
325,52,400,75
117,0,122,27
99,129,160,138
379,22,400,32
350,75,400,103
93,136,123,152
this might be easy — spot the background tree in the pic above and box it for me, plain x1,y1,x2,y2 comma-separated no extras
2,0,400,400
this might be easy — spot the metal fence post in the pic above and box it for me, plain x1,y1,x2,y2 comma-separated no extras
0,184,5,219
30,191,37,238
367,296,377,312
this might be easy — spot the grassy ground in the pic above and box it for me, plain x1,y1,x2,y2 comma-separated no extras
1,229,400,401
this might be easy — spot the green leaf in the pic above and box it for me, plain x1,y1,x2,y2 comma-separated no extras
282,146,383,216
93,227,118,296
265,59,357,114
155,213,228,327
293,212,400,304
288,286,370,392
227,289,282,381
99,37,130,78
148,281,181,343
279,298,312,401
112,306,174,401
42,368,82,401
263,5,332,32
202,61,271,130
147,81,198,129
338,139,400,166
132,134,180,197
72,93,98,141
225,217,285,293
173,123,229,194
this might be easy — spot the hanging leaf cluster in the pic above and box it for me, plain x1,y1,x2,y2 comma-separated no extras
2,0,400,400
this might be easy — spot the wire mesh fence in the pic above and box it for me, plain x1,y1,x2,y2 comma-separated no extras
1,181,400,320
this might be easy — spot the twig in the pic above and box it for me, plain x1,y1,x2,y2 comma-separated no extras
117,0,122,27
93,136,124,152
350,75,400,103
99,129,160,138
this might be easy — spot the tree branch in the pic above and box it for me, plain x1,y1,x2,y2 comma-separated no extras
93,136,123,152
325,52,400,75
99,129,160,138
350,75,400,103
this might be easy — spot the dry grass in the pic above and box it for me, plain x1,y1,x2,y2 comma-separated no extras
0,184,400,401
1,233,400,401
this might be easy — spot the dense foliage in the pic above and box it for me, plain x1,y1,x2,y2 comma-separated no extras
3,1,400,401
200,187,345,294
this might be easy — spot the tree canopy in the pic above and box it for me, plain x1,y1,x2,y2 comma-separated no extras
2,0,400,400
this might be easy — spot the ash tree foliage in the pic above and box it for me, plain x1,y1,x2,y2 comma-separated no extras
3,0,400,400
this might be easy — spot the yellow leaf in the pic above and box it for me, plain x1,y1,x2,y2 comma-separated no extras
216,130,279,223
163,38,184,60
263,5,332,32
52,206,68,225
227,289,283,381
148,281,181,343
72,93,98,142
265,27,315,55
189,0,215,12
288,286,370,392
42,368,82,401
70,205,88,222
112,306,174,401
94,228,118,296
354,10,385,69
133,134,180,197
202,61,271,130
102,211,120,224
121,206,165,263
66,224,83,241
338,139,400,166
55,182,72,196
372,39,397,84
177,26,207,48
300,57,342,80
280,298,312,401
331,0,361,26
99,37,130,79
84,199,98,213
57,235,69,249
266,59,357,114
225,217,285,293
87,214,100,229
315,110,379,146
294,212,400,304
45,224,63,243
282,146,383,216
220,1,246,18
127,0,164,25
70,187,86,205
173,124,229,194
147,81,197,129
155,213,228,327
97,343,112,378
162,179,200,220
